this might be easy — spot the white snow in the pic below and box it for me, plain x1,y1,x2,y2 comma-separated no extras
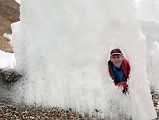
0,50,16,69
137,0,159,22
10,0,158,120
149,42,159,92
15,0,20,4
3,33,12,40
137,0,159,94
11,21,24,71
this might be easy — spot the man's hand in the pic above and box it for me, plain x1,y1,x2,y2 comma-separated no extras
116,82,129,94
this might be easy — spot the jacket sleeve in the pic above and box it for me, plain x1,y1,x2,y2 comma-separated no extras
109,67,113,79
127,60,131,79
124,59,130,83
108,61,115,81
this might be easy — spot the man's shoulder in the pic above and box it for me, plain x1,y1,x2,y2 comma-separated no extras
108,60,112,64
123,58,129,64
108,60,113,67
122,58,130,68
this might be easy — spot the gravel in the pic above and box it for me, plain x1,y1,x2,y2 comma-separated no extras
0,99,94,120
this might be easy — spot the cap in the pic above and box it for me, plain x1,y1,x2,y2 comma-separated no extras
110,48,123,56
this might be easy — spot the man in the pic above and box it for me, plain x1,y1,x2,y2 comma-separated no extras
108,48,130,94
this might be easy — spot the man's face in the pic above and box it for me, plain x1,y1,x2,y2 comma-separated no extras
110,54,124,68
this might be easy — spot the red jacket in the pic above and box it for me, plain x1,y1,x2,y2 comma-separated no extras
108,58,130,87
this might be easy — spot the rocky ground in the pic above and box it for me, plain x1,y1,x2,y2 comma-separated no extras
152,92,159,119
0,99,92,120
0,0,159,120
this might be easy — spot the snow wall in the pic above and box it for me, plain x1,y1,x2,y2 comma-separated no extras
137,0,159,93
11,0,157,120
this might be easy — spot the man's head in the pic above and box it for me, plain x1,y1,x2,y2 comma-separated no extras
110,48,124,68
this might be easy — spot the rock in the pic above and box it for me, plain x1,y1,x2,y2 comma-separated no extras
29,116,35,119
152,92,159,118
0,36,13,53
0,69,22,84
0,0,20,35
